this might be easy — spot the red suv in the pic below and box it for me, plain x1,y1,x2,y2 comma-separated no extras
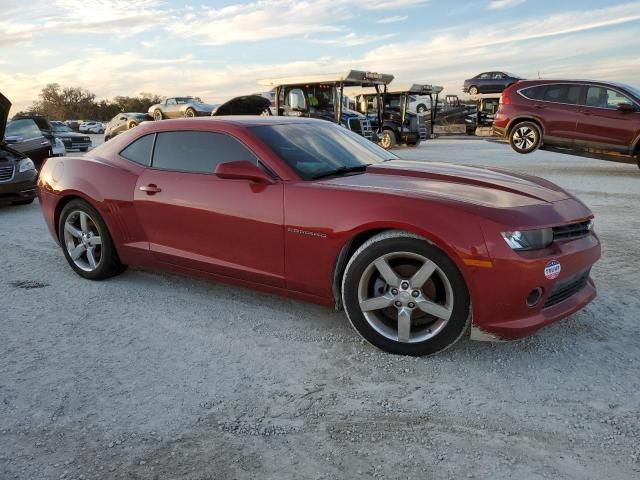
493,80,640,167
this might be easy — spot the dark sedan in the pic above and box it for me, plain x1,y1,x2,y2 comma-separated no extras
0,93,38,205
463,72,521,95
50,121,92,152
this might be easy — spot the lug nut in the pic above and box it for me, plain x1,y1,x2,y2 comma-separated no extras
401,281,409,289
394,301,402,307
408,302,415,309
411,290,420,297
391,288,398,295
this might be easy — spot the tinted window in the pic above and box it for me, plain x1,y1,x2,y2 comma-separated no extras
478,73,491,79
152,131,257,173
120,134,154,166
542,84,581,104
520,86,545,100
586,86,634,109
250,123,396,180
5,119,43,139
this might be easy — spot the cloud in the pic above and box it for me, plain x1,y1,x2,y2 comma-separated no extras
376,15,409,24
312,33,396,46
488,0,525,10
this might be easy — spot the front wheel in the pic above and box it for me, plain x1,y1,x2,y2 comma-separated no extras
153,109,163,121
509,121,542,154
380,129,397,149
184,108,196,118
58,199,127,280
342,231,470,356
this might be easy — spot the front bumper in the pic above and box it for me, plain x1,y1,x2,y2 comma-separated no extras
469,231,601,341
61,138,92,151
0,173,37,204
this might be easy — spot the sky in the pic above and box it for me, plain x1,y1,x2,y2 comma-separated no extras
1,0,639,114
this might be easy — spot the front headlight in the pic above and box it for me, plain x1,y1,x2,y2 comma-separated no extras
18,158,36,173
501,228,553,251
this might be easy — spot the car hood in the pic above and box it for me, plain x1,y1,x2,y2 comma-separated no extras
55,131,91,139
211,95,271,116
0,92,10,140
321,160,570,208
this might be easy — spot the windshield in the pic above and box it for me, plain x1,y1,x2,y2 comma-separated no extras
52,124,72,133
250,122,397,180
621,84,640,101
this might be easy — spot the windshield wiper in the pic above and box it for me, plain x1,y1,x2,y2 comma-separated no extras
311,165,369,180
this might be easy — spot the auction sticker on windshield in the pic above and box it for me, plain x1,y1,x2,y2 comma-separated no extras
544,260,562,280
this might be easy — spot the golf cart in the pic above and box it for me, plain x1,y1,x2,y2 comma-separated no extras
257,70,394,142
349,84,442,149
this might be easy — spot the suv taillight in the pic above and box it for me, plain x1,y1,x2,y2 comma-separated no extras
499,91,511,105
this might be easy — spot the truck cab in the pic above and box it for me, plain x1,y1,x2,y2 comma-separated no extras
349,84,442,149
258,70,393,143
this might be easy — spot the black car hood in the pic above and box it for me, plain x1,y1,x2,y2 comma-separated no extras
55,131,90,139
212,95,271,116
0,92,10,140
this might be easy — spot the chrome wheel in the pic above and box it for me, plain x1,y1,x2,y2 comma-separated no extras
63,210,102,272
185,109,195,118
357,251,454,343
513,126,537,151
153,110,162,121
469,86,478,95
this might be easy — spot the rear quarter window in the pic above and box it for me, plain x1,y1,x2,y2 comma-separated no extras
519,86,546,100
120,134,155,166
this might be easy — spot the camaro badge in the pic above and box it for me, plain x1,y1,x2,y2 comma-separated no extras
544,260,561,280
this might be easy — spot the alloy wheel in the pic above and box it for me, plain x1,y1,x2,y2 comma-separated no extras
154,110,162,121
63,210,102,272
513,126,537,151
357,251,454,343
185,109,195,118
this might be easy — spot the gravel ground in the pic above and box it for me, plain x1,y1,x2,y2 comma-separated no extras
1,135,639,480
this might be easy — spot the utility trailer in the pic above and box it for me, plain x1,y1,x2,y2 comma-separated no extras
257,70,394,142
348,84,442,148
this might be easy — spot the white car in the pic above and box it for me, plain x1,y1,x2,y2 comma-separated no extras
79,121,104,134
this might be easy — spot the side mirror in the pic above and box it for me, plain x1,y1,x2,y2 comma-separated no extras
617,103,638,113
215,161,275,184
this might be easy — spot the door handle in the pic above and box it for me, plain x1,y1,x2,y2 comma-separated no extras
139,184,162,195
41,140,50,145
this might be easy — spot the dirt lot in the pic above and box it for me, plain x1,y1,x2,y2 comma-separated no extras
1,137,639,480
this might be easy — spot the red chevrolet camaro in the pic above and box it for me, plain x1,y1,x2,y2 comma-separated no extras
37,117,601,355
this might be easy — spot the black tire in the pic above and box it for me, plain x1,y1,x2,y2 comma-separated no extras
416,104,427,113
469,86,479,96
153,109,163,121
509,121,542,154
407,139,420,147
380,129,397,149
184,108,196,118
127,121,138,130
342,230,470,356
12,198,34,206
58,199,127,280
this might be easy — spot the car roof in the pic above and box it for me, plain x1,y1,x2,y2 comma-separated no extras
515,79,631,89
134,116,327,134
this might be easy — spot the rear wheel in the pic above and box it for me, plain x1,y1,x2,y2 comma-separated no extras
380,129,397,149
509,121,541,154
127,121,138,130
469,86,479,95
342,231,470,356
153,109,163,121
58,199,126,280
185,108,196,118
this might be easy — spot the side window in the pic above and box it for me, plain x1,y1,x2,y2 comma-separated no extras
120,134,154,166
585,87,634,109
493,72,505,79
542,84,581,104
152,131,258,173
520,86,545,100
287,89,306,110
478,73,491,80
166,98,176,106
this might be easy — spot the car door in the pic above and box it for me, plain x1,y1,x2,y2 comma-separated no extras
475,73,491,93
535,83,582,147
575,85,639,153
133,129,285,287
4,119,51,169
164,98,178,118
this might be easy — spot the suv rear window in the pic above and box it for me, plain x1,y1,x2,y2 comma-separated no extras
520,86,545,100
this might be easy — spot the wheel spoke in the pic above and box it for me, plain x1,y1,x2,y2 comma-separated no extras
79,212,89,232
374,257,400,287
416,298,452,320
360,293,394,312
64,222,82,238
88,236,102,246
70,244,86,260
397,307,412,342
410,260,436,288
86,246,97,269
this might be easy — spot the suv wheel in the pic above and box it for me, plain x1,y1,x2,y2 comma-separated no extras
509,121,542,154
342,231,470,356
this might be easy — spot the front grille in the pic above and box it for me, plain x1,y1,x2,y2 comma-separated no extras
0,164,15,182
360,119,373,140
544,268,591,308
348,117,362,134
553,220,591,241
